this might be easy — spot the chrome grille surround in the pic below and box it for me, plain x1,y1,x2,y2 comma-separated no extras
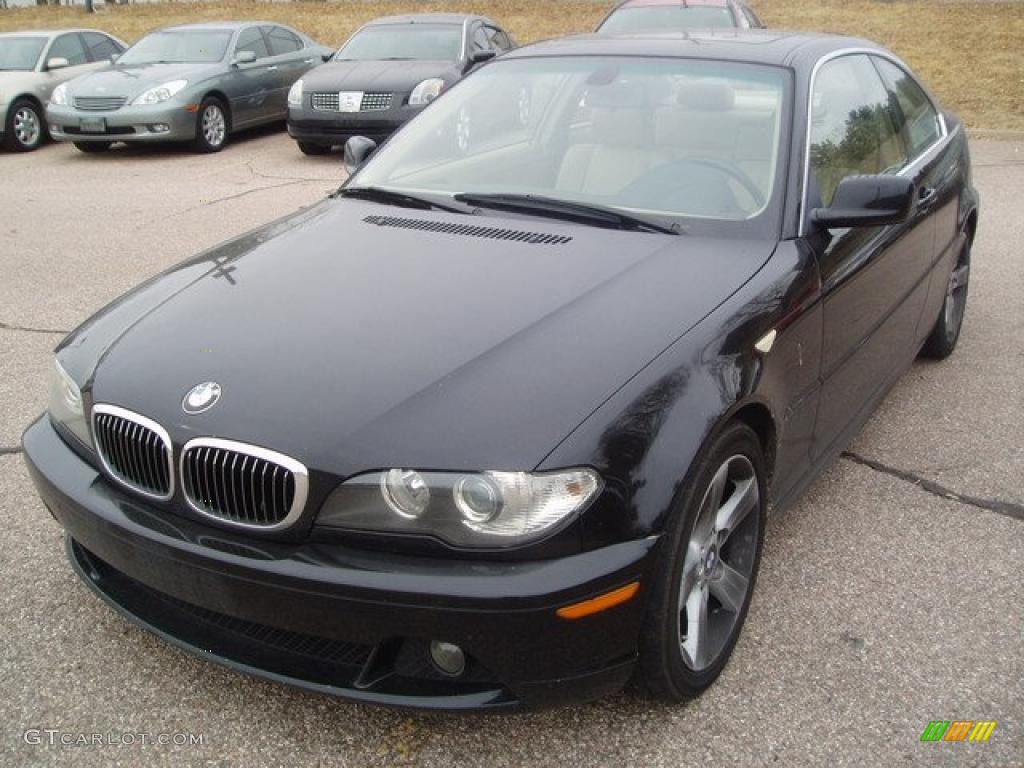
73,96,128,111
91,404,174,501
180,437,308,531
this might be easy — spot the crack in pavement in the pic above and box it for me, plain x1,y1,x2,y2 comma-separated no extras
842,451,1024,522
0,446,23,456
0,320,70,336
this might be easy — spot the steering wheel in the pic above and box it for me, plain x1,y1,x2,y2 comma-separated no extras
681,156,766,210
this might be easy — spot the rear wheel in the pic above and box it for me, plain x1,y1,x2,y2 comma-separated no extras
73,141,112,153
193,97,228,153
4,99,45,152
640,422,766,700
920,235,971,359
297,141,330,156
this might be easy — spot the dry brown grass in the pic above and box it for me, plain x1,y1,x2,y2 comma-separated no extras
1,0,1020,130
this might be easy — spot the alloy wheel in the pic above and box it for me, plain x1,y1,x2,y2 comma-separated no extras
202,105,226,148
14,106,41,148
678,454,760,671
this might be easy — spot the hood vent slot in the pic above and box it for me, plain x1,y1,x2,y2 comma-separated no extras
362,215,573,245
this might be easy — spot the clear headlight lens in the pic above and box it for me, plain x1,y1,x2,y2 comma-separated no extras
49,358,91,448
50,83,69,106
287,78,303,107
408,78,444,106
131,79,188,106
318,468,602,548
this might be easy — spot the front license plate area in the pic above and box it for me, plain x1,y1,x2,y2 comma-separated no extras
79,117,106,133
337,91,363,113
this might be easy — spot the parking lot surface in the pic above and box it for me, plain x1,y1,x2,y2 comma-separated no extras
0,132,1021,767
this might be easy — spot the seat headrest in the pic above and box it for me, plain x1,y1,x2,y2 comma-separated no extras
583,81,651,110
677,82,735,111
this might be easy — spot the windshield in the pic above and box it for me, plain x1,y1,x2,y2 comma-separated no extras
117,30,232,65
0,36,46,71
335,24,462,61
599,7,737,32
352,56,789,234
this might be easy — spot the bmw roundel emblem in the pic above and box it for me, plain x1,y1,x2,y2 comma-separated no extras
182,381,222,414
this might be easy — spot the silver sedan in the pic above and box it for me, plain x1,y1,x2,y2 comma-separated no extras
46,22,331,153
1,28,126,152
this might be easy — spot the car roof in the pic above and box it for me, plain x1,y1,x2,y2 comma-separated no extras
158,21,273,33
0,29,103,38
615,0,732,7
503,29,885,68
363,13,493,27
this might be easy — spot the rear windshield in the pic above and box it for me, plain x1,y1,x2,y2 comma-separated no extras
335,24,462,62
117,30,233,65
0,36,46,71
599,7,737,33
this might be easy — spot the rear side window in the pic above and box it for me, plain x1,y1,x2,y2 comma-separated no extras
873,57,943,159
809,54,908,206
48,33,88,67
267,26,303,55
236,27,269,60
82,32,123,62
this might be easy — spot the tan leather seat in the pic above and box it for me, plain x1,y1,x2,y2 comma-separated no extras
556,95,670,198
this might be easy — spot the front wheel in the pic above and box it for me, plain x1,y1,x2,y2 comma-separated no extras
639,421,766,700
4,99,46,152
193,97,228,153
920,236,970,359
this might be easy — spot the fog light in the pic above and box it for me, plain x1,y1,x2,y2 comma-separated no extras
429,641,466,677
150,124,170,133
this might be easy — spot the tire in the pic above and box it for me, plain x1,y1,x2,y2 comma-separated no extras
297,141,330,156
193,97,228,153
4,98,46,152
920,235,971,359
639,421,767,700
73,141,112,153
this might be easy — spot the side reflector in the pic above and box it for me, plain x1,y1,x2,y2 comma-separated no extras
184,104,200,113
556,581,640,620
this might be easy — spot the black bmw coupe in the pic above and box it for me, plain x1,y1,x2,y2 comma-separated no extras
24,31,978,711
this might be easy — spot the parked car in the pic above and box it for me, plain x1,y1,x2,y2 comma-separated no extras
46,22,331,154
286,13,514,155
596,0,764,33
24,30,976,710
0,29,126,152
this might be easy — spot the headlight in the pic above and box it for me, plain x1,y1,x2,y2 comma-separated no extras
408,78,444,106
287,78,303,107
317,468,602,548
49,358,91,448
131,79,188,106
50,83,69,106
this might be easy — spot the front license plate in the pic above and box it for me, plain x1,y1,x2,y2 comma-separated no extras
337,91,363,113
79,117,106,133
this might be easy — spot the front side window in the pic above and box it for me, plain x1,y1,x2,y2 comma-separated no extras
267,26,303,56
353,56,790,235
82,32,123,62
470,26,490,53
48,33,88,67
118,30,233,65
235,27,270,60
487,26,512,51
809,54,908,206
0,36,47,71
335,24,462,62
873,57,943,159
598,6,737,33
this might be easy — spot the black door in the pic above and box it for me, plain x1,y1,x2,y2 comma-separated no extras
806,54,936,458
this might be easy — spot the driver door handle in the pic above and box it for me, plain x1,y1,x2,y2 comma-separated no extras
266,65,279,72
917,186,938,211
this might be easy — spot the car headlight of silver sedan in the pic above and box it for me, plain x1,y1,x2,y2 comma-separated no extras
50,83,69,106
131,79,188,106
318,467,602,547
49,358,91,448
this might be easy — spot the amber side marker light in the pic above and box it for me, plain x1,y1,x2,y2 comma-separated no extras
185,104,200,113
556,581,640,620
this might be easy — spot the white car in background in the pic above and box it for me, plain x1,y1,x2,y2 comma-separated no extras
0,28,126,151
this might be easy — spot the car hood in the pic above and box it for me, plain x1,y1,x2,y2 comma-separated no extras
301,59,457,92
66,199,774,476
65,62,220,99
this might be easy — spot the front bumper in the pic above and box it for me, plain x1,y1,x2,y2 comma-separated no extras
287,103,424,147
47,102,197,143
23,415,657,711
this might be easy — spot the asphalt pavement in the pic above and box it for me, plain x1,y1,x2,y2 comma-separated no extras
0,131,1021,768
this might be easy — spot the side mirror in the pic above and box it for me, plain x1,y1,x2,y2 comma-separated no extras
46,56,70,71
811,174,915,229
109,53,120,64
233,50,257,66
321,52,333,63
343,136,377,176
463,49,496,74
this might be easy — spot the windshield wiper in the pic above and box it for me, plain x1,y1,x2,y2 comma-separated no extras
336,185,469,215
452,193,681,235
